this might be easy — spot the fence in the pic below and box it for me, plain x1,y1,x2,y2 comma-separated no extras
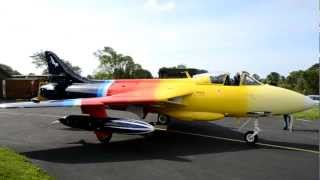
1,79,46,99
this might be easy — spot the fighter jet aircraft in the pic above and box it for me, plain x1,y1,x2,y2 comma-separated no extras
0,51,315,144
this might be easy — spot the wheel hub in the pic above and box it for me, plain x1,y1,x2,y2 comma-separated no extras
159,116,167,124
246,134,255,142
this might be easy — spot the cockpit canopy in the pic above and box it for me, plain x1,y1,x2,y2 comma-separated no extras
194,72,262,86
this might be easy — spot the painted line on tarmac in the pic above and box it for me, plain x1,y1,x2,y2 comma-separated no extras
155,128,320,155
255,142,319,154
297,119,313,122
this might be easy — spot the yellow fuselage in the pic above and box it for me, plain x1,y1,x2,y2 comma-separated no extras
154,77,312,121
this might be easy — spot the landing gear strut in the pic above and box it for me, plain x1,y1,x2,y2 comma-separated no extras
95,131,113,144
244,118,260,145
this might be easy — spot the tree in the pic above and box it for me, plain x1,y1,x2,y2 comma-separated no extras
252,74,260,81
303,68,319,94
0,64,21,76
295,77,307,94
176,64,187,69
94,47,152,79
93,71,112,79
278,75,287,87
133,69,153,78
158,66,207,78
271,63,319,94
286,70,304,89
305,63,319,94
266,72,280,86
30,51,82,75
308,63,319,71
86,74,94,79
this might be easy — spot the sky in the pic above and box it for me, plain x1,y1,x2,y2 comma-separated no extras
0,0,317,77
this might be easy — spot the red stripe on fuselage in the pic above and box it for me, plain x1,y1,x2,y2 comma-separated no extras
80,79,161,118
107,79,161,98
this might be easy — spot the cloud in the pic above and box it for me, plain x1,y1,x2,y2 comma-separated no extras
144,0,175,12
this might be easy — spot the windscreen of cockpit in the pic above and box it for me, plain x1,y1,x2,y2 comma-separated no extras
209,74,228,84
242,74,262,85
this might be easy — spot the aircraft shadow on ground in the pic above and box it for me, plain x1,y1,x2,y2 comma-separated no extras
22,121,319,164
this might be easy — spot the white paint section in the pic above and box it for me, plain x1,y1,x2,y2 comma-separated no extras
102,80,114,97
0,104,7,108
304,96,317,109
73,99,82,106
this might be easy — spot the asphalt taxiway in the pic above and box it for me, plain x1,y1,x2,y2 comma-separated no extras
0,107,318,180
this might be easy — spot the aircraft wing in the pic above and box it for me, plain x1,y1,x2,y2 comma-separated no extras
0,87,192,109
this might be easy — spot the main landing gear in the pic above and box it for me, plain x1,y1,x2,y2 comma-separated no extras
243,118,261,145
157,114,170,125
95,131,113,144
148,114,170,132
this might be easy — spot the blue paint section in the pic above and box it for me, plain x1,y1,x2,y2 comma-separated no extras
0,99,83,109
62,99,76,106
97,80,113,97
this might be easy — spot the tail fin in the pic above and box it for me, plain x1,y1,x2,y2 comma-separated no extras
45,51,91,84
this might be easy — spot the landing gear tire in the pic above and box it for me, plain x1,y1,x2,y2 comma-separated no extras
244,131,258,145
157,114,170,125
95,131,113,144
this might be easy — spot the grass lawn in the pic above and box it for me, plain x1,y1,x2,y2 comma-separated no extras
294,107,320,120
0,147,54,180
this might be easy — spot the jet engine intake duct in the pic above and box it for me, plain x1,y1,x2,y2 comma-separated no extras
59,115,154,135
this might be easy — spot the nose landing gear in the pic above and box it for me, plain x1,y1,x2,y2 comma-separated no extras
244,118,260,145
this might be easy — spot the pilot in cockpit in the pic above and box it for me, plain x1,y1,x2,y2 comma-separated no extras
223,72,241,86
233,72,241,86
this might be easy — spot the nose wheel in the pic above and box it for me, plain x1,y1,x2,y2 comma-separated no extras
244,131,258,144
244,118,260,145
